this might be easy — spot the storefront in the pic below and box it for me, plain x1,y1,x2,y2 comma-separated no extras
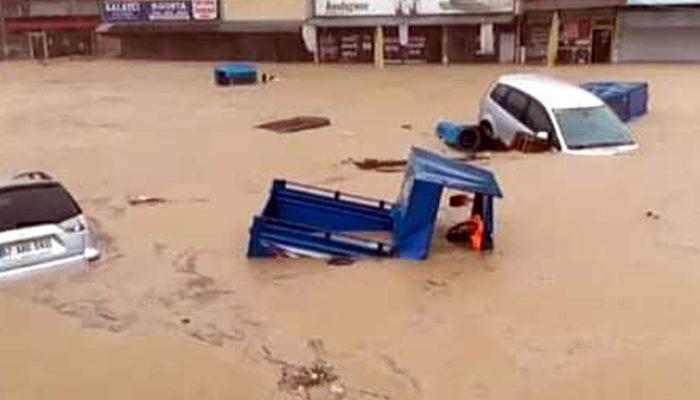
97,0,311,61
309,0,516,65
3,15,100,58
617,1,700,62
522,8,617,64
102,21,311,61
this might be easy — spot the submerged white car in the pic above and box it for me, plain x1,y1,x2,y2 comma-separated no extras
0,172,99,277
479,74,638,155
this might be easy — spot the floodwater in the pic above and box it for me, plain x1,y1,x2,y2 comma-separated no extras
1,60,699,399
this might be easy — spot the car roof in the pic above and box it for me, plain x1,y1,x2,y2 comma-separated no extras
0,173,60,192
497,74,604,110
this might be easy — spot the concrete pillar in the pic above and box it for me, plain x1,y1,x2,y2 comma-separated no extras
28,33,34,59
441,25,449,65
0,0,8,58
374,26,384,68
313,27,320,64
42,31,49,59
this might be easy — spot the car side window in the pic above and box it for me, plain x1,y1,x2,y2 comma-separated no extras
524,100,554,134
490,84,509,105
502,89,529,121
523,99,561,150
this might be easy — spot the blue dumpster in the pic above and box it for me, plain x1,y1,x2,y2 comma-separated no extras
580,81,648,122
214,63,258,86
247,147,504,260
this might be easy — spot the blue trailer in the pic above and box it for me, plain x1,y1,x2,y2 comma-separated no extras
580,81,648,122
247,147,503,260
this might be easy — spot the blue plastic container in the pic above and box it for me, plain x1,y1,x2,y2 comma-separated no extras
436,121,466,146
580,81,648,122
436,121,481,150
214,63,258,86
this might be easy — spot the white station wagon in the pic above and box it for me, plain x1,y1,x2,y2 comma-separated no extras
479,74,638,155
0,172,99,277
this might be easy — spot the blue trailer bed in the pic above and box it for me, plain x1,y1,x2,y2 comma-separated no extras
247,147,503,260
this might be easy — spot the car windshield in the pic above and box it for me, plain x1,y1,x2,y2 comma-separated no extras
0,183,81,233
554,106,635,150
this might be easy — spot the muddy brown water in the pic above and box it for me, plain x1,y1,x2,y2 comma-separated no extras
1,60,700,399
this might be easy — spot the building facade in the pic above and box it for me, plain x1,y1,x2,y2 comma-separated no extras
308,0,517,65
97,0,312,60
0,0,100,59
520,0,623,65
616,0,700,62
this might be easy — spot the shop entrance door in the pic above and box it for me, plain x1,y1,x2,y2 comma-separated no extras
29,31,48,59
591,28,612,63
499,32,515,63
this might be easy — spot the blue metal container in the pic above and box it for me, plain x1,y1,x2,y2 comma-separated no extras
214,63,258,86
581,81,648,122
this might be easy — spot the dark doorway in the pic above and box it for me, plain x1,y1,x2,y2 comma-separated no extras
591,29,612,63
29,32,48,59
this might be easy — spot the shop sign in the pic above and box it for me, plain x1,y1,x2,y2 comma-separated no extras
415,0,514,15
192,0,217,20
315,0,513,16
315,0,396,16
627,0,700,4
103,0,218,22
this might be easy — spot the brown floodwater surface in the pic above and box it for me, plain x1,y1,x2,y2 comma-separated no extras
1,60,699,399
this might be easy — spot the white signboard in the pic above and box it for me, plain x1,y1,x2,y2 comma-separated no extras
627,0,700,3
192,0,217,20
315,0,397,16
315,0,514,16
416,0,514,15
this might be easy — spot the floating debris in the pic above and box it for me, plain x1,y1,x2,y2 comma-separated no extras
646,210,661,220
344,154,487,172
262,341,339,397
126,195,209,207
127,195,168,206
327,257,356,267
257,116,331,133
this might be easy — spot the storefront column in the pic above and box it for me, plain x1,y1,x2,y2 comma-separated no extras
27,33,34,59
441,26,449,64
374,26,385,68
41,31,49,59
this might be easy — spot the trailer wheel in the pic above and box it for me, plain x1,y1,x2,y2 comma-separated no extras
458,126,482,152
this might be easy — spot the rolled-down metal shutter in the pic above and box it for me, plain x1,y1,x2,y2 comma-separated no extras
617,10,700,62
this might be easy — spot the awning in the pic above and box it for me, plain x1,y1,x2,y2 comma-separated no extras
307,14,513,28
97,19,304,35
6,16,99,32
523,0,622,11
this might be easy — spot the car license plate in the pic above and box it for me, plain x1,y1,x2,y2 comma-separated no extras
0,238,53,260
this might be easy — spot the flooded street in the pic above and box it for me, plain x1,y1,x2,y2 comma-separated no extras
1,60,700,399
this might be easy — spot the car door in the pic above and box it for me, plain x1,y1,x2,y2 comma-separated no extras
497,88,531,146
481,84,514,142
522,97,561,150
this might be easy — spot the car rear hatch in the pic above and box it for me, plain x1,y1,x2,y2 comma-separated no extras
0,182,85,273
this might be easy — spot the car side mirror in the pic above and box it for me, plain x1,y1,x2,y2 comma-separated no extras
535,131,549,141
